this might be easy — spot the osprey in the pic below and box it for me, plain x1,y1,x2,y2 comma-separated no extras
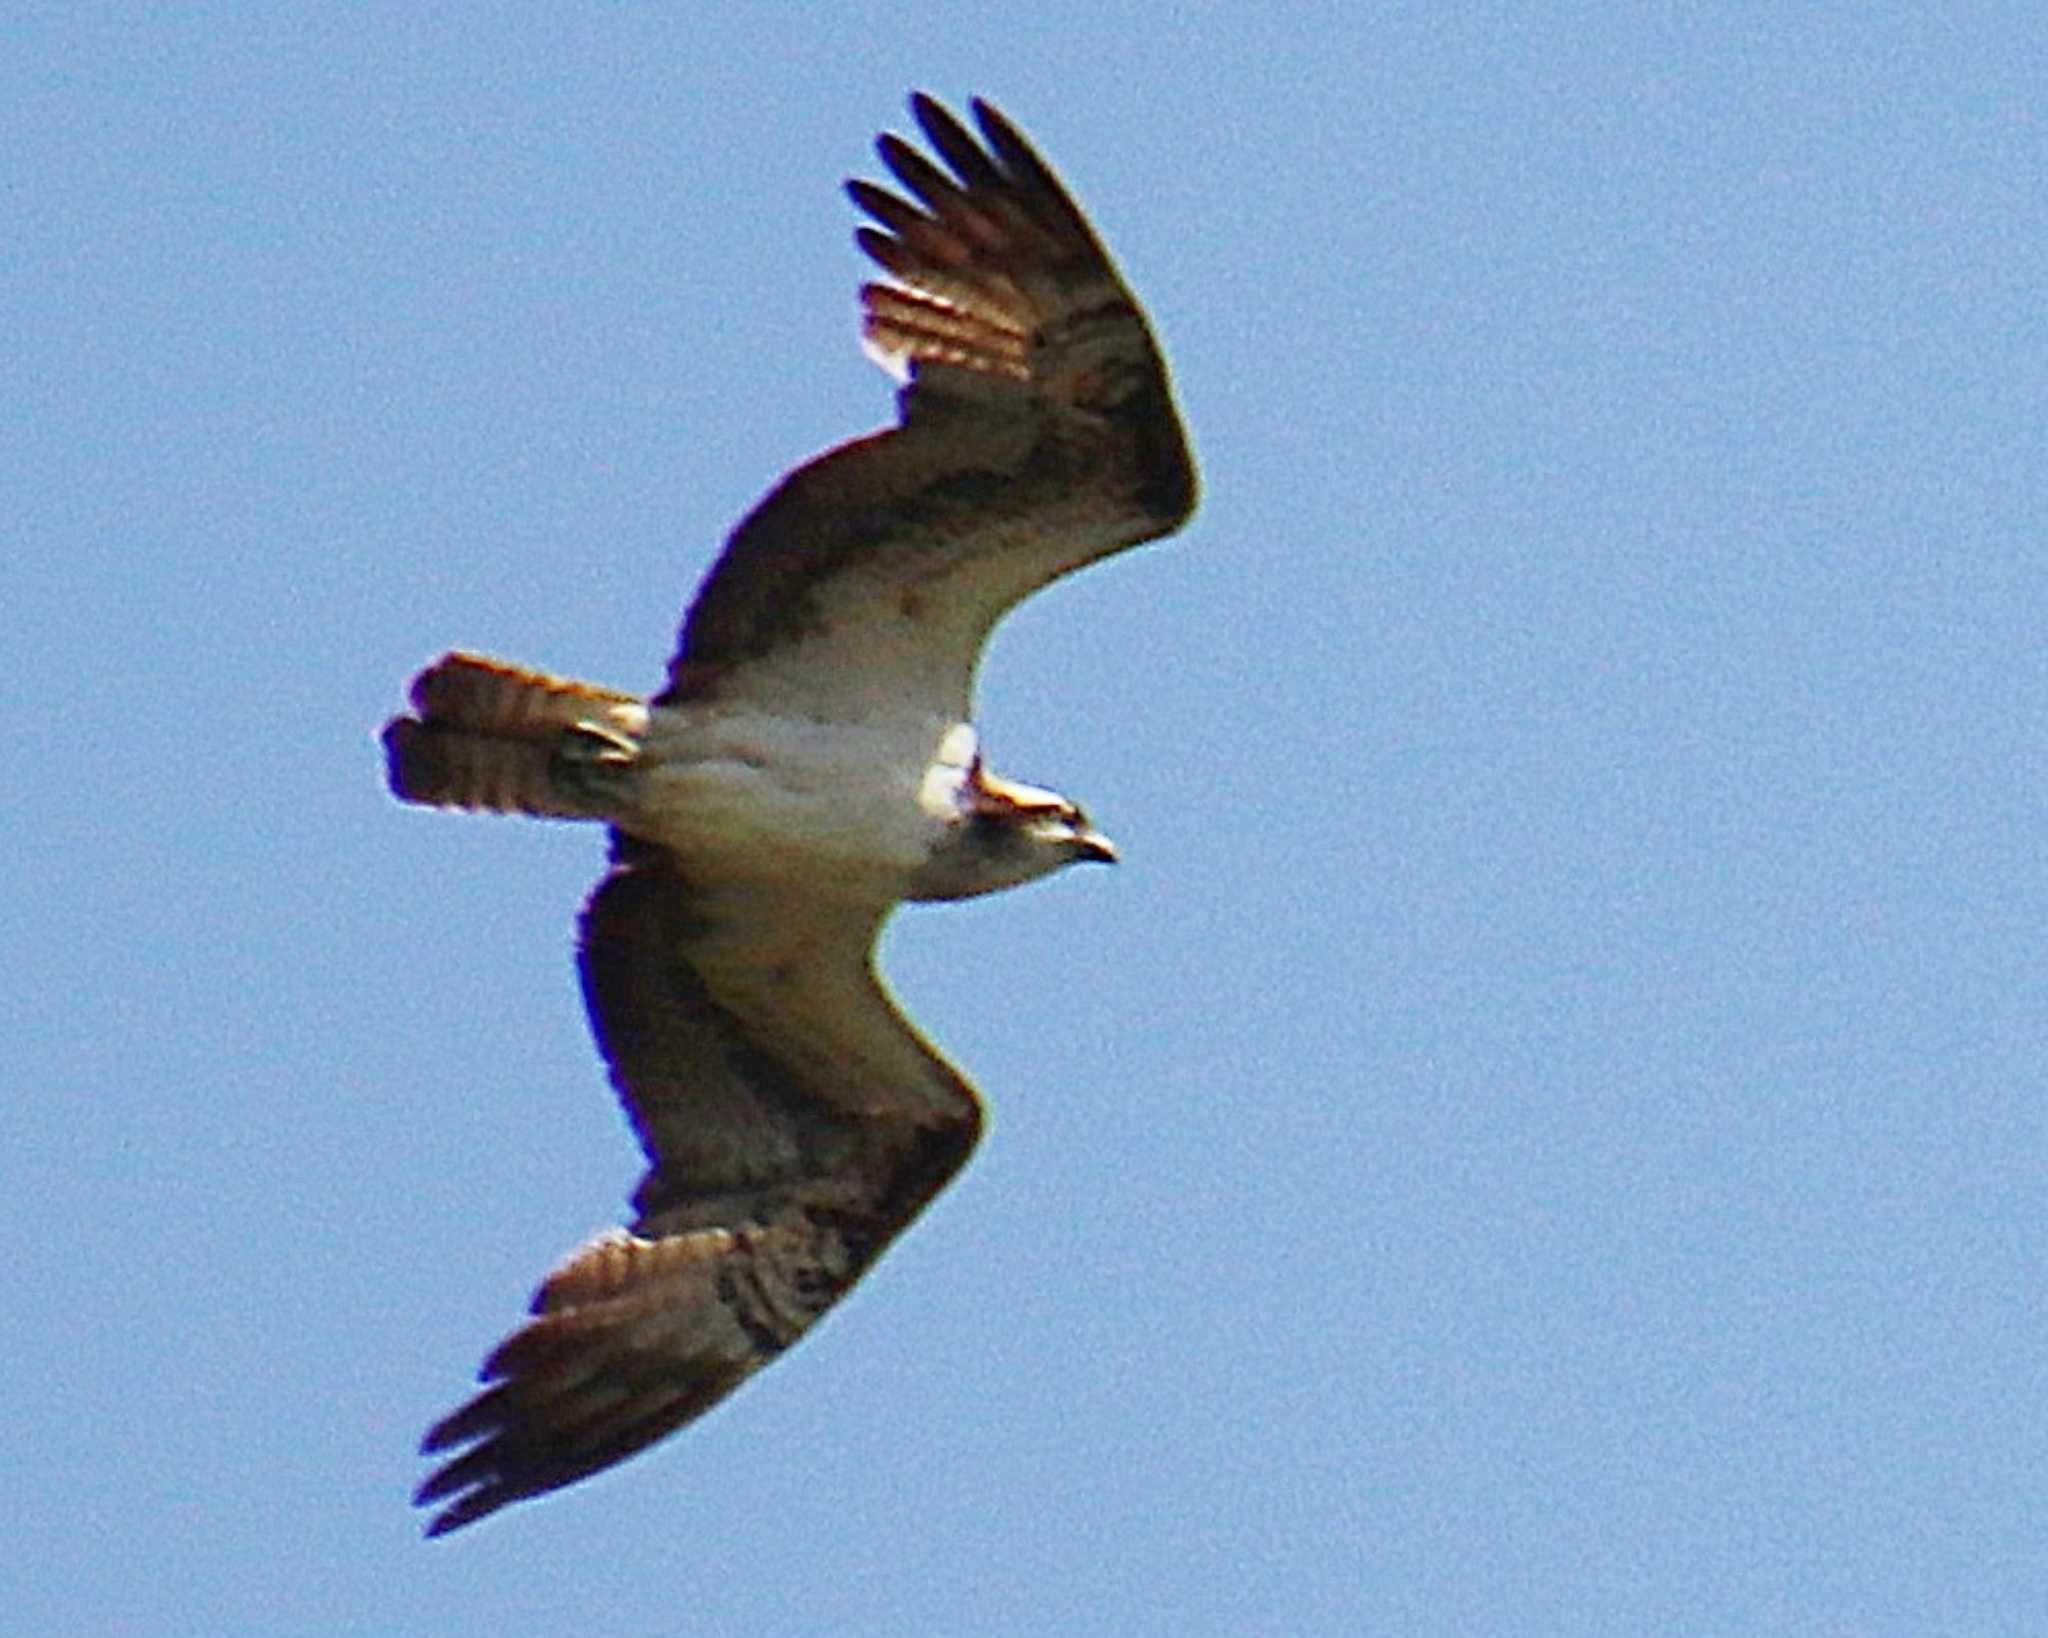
382,94,1196,1535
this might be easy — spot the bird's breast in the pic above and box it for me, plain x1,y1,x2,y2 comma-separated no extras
631,705,962,895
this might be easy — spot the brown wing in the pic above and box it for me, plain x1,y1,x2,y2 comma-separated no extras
414,836,980,1535
662,95,1197,722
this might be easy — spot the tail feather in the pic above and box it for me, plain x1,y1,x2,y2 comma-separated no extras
383,652,646,818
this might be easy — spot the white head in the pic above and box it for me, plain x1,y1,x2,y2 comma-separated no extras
909,726,1116,902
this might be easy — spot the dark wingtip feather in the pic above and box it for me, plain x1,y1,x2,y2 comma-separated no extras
420,1384,511,1456
845,177,921,239
421,1488,505,1538
877,130,970,218
969,96,1011,147
413,1457,476,1507
971,99,1080,221
909,94,975,164
902,96,1003,192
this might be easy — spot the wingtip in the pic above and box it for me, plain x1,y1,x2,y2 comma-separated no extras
414,1439,507,1536
419,1499,476,1539
909,90,991,169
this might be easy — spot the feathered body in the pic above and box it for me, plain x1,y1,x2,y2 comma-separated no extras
381,95,1194,1534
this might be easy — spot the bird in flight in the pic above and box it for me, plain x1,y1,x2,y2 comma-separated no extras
381,93,1197,1536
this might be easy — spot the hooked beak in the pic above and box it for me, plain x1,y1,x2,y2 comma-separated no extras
1074,829,1119,866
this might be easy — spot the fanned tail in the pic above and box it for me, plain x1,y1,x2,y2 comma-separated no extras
381,652,647,819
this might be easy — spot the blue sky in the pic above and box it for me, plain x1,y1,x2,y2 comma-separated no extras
8,4,2044,1632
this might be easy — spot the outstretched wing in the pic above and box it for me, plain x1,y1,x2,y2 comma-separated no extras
664,95,1197,722
415,837,980,1535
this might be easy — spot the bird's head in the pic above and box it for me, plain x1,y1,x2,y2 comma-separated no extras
910,738,1117,901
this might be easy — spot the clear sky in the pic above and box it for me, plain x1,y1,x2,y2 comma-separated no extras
8,4,2043,1633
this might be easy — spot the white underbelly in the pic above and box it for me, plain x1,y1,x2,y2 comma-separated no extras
632,707,957,896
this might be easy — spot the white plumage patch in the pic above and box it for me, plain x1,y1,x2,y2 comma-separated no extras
917,722,981,821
